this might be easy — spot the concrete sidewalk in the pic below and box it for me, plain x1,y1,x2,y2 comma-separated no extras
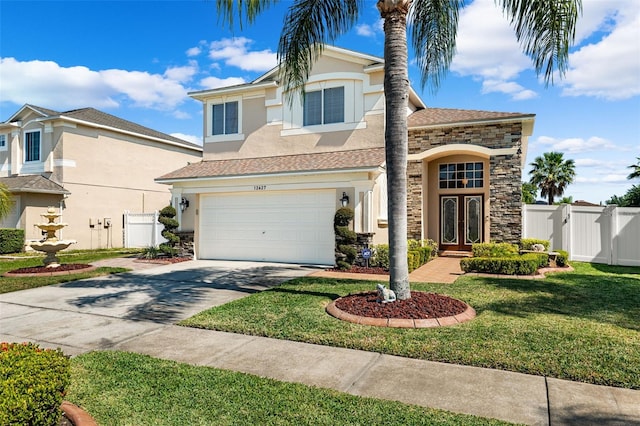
1,259,638,425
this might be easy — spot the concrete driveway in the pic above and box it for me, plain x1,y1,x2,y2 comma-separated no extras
0,260,315,355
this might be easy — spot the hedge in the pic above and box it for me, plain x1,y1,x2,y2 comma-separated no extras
471,242,519,258
0,342,70,425
371,239,435,272
520,238,550,251
460,253,543,275
0,229,24,254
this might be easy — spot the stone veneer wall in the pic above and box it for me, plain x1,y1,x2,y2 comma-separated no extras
407,122,524,244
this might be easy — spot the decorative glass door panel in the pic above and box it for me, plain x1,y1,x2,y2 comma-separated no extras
464,196,482,246
440,195,483,251
441,197,458,245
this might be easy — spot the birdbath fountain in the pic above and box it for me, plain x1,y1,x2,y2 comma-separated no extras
29,207,76,268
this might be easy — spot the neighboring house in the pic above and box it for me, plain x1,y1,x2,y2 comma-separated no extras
0,105,202,249
157,46,534,265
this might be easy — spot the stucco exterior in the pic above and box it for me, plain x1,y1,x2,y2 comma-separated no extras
0,105,202,250
159,45,535,264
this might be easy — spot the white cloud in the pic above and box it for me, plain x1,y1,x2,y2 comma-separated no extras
170,132,202,145
0,57,190,111
533,135,617,153
208,38,277,72
560,3,640,100
481,80,538,100
356,23,376,37
451,0,534,100
164,61,198,83
186,47,201,57
198,76,246,90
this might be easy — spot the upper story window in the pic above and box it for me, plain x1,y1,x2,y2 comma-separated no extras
439,162,484,189
303,87,344,126
0,134,6,151
25,130,41,162
212,101,238,135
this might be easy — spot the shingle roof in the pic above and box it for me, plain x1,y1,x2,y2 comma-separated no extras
157,148,386,181
0,175,70,195
22,105,201,150
408,107,534,128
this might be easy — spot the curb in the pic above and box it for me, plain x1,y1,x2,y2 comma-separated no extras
61,401,98,426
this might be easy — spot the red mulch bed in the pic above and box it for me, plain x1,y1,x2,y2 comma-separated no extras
327,266,389,275
5,264,92,275
334,291,468,319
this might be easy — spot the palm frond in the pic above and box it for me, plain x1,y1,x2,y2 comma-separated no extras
277,0,363,103
215,0,279,29
499,0,582,85
409,0,464,92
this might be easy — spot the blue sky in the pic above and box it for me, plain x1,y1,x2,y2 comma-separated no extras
1,0,638,204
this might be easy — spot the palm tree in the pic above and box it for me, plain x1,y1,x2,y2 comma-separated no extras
0,183,13,221
216,0,582,300
627,157,640,180
529,152,576,205
521,182,537,204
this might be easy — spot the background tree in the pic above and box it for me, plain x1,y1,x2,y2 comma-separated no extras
607,185,640,207
0,183,14,221
627,157,640,180
521,182,537,204
529,152,576,205
555,195,573,205
216,0,582,300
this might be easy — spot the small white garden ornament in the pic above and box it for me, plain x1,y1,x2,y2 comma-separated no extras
532,243,545,252
376,283,396,303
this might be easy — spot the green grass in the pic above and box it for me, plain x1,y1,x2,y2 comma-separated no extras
67,351,516,425
0,249,138,294
181,262,640,389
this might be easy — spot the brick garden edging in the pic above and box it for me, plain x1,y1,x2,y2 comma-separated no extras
2,265,97,278
61,401,98,426
326,299,476,328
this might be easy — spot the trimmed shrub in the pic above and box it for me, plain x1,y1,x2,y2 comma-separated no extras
0,342,70,425
158,205,180,257
0,229,24,254
371,242,432,272
334,208,356,270
520,238,550,251
471,242,519,258
371,244,389,269
555,250,570,267
460,254,540,275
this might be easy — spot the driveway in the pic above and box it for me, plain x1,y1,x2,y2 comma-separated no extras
0,260,315,355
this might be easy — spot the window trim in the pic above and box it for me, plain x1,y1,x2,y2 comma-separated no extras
303,86,345,127
0,134,6,152
24,130,42,163
438,162,484,189
205,97,244,143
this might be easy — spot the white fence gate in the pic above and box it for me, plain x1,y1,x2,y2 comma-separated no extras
123,211,167,248
522,204,640,266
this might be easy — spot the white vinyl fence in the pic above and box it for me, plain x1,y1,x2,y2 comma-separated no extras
522,204,640,266
123,211,167,248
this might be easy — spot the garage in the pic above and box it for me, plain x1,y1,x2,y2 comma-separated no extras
198,190,336,265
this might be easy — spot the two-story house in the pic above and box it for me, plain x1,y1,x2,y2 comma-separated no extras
0,105,202,249
157,46,534,265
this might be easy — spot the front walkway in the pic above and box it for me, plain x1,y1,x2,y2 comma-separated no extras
310,255,464,284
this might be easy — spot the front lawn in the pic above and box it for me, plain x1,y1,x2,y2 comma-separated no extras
181,262,640,389
67,351,514,425
0,249,137,294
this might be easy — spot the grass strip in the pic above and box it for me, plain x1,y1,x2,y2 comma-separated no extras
68,351,516,426
0,249,138,294
181,262,640,389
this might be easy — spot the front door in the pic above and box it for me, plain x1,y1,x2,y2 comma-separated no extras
440,195,483,251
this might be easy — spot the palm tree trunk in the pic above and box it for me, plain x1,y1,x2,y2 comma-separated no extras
378,0,410,300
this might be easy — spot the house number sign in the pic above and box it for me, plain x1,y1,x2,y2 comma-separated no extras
254,185,267,191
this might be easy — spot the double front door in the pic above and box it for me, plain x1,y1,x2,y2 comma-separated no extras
440,195,483,251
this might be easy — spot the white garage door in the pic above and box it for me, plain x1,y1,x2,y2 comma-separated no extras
199,190,336,265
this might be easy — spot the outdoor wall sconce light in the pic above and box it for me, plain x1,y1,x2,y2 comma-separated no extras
516,146,522,155
340,192,350,207
179,197,190,212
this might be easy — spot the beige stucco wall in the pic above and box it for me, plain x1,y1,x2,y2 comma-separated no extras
54,126,200,249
